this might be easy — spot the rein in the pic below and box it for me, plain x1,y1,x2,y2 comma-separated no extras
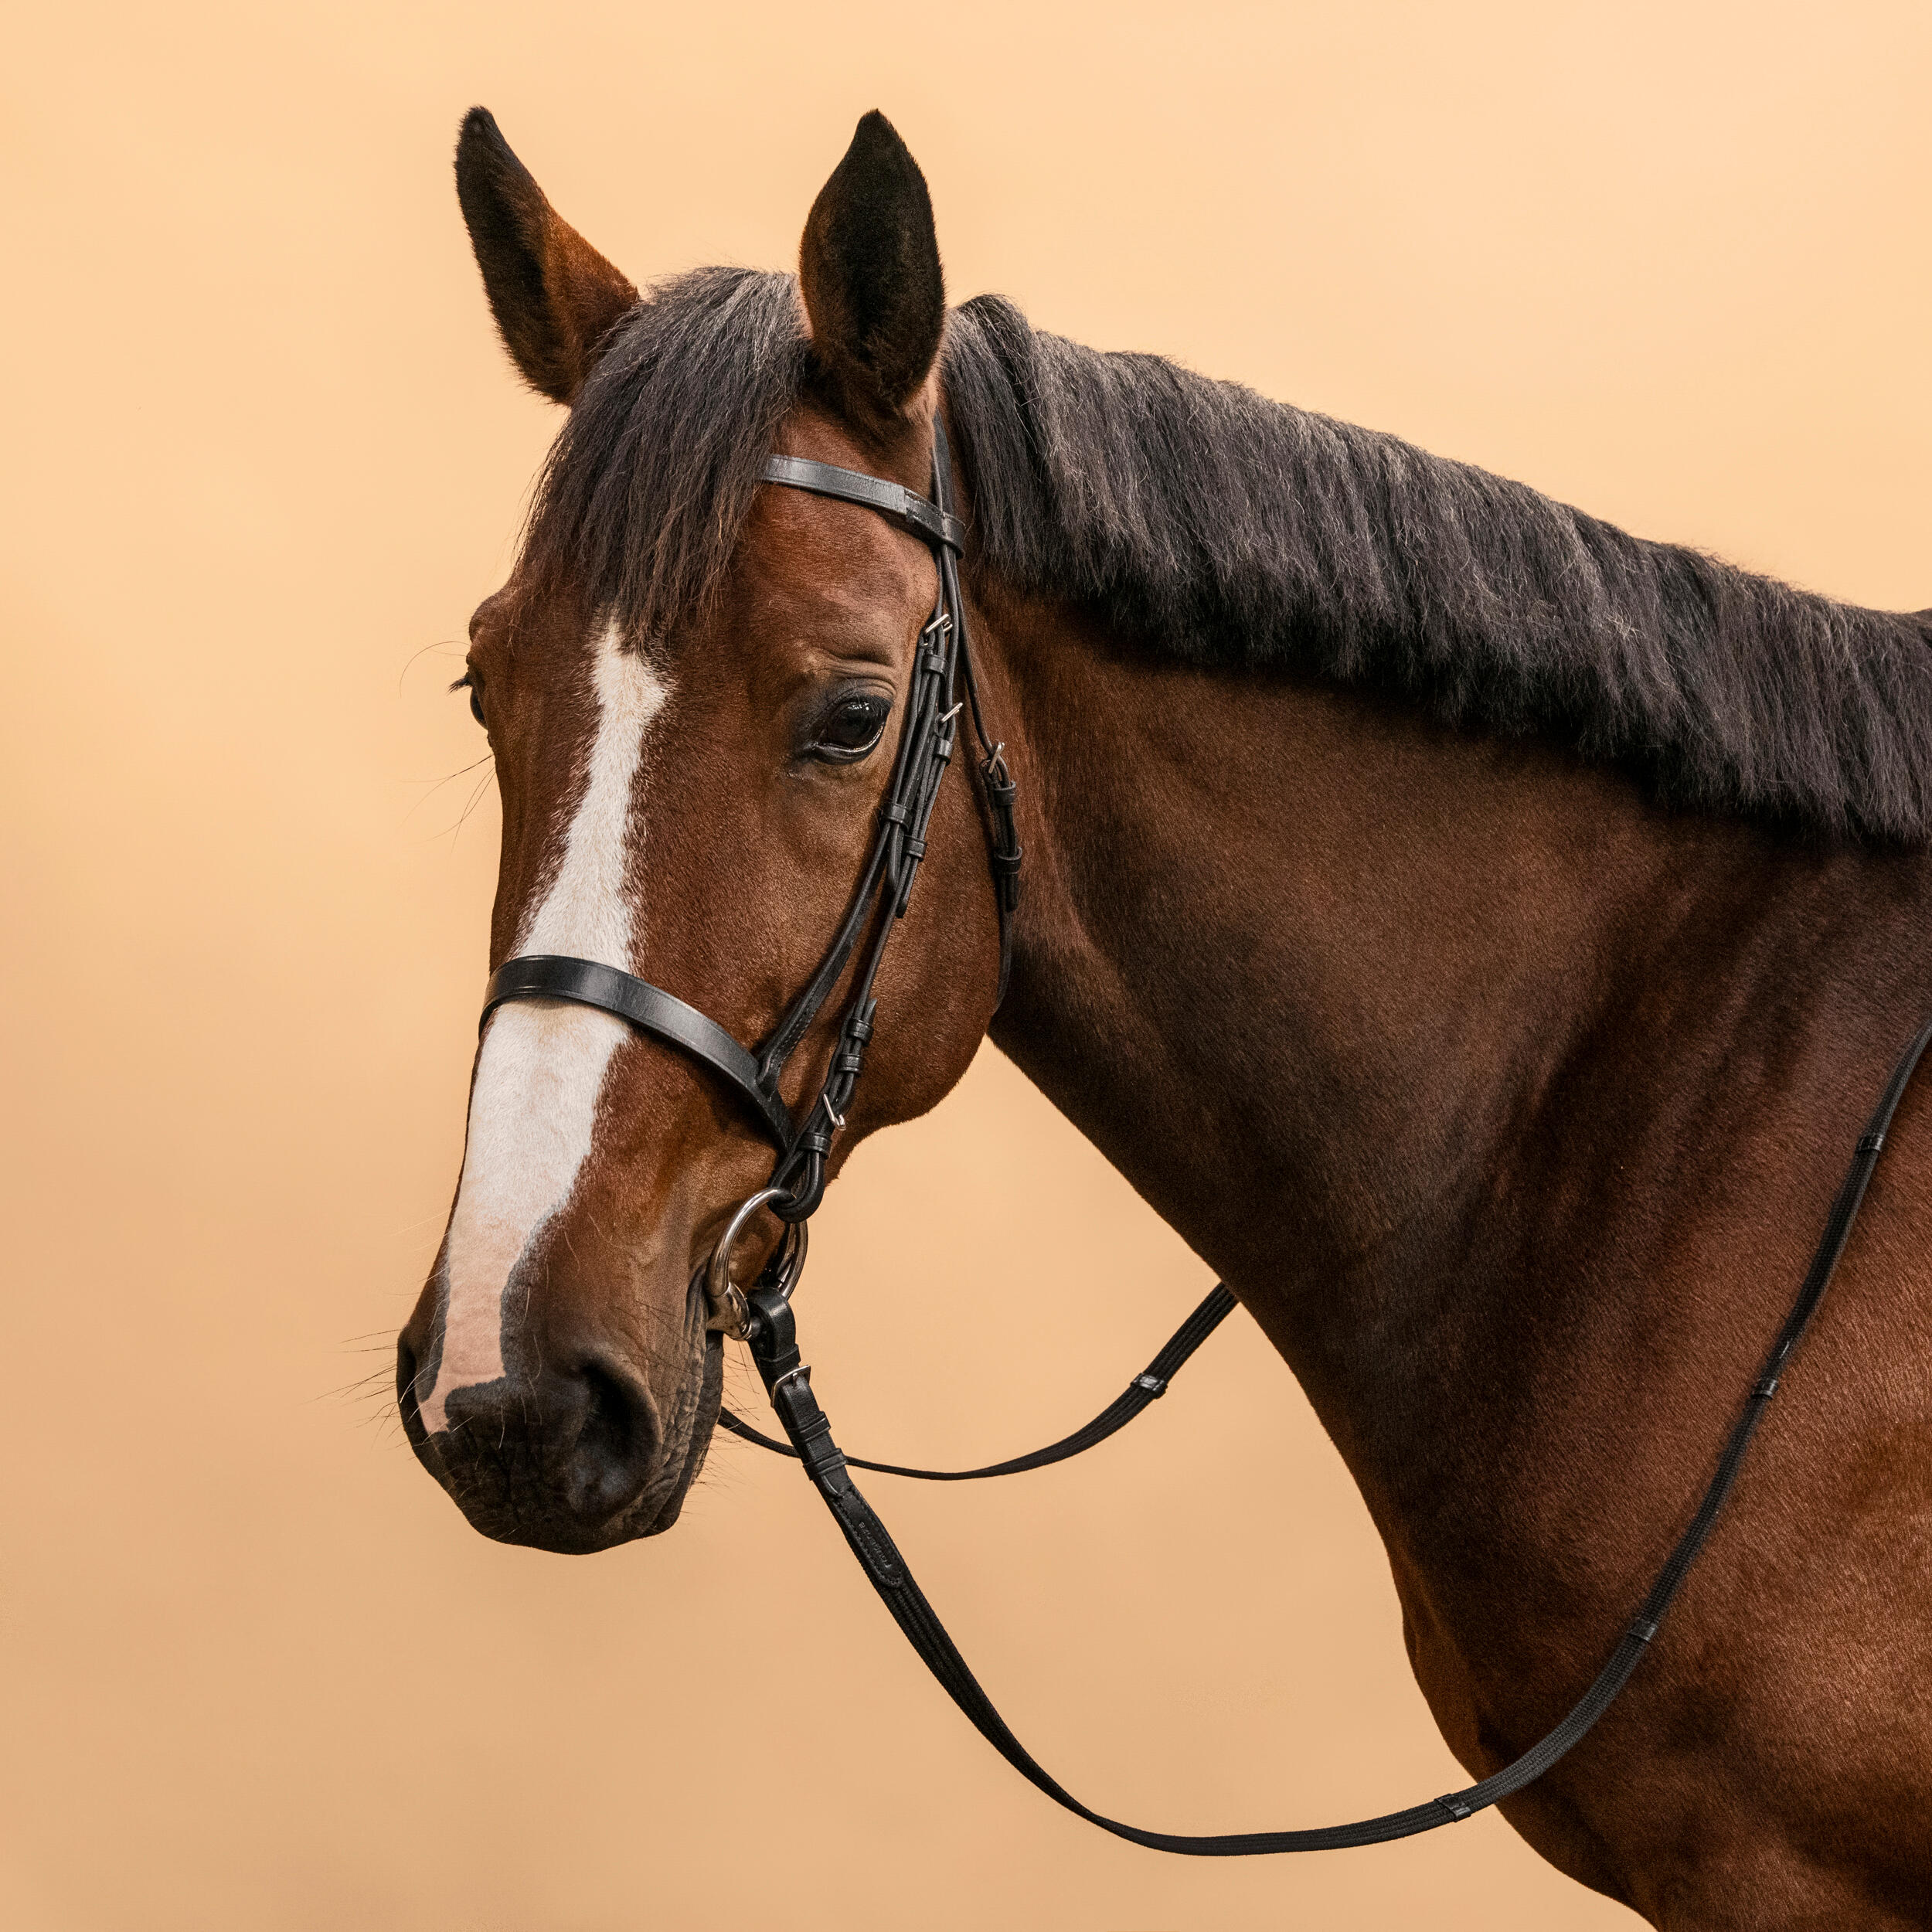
478,421,1932,1853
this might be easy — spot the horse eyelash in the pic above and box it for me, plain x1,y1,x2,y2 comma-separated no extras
451,668,488,728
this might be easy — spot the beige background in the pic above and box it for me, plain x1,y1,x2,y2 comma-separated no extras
2,3,1926,1927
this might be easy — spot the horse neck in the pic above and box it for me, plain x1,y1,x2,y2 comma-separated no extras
976,588,1932,1501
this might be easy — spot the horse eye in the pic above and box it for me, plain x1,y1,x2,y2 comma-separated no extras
452,670,486,727
808,694,890,763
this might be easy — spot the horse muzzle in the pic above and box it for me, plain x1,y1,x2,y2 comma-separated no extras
396,1304,721,1553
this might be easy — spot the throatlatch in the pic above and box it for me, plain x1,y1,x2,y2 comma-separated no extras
478,417,1932,1855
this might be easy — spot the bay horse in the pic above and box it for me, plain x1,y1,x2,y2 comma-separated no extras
396,106,1932,1926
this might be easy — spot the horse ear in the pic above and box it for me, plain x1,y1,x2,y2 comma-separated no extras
799,112,946,433
454,107,638,406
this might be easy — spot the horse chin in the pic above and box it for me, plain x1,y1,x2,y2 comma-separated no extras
619,1333,726,1546
468,1454,708,1554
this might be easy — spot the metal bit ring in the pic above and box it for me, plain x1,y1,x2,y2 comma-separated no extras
704,1186,809,1338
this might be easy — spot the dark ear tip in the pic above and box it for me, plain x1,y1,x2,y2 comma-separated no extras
456,106,525,179
799,107,943,423
455,107,539,217
824,110,930,216
849,109,910,163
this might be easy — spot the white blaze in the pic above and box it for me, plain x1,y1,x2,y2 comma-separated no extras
417,625,668,1437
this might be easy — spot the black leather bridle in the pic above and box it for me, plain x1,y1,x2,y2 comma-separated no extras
477,419,1932,1857
481,417,1020,1332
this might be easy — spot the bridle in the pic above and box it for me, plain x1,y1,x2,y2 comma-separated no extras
480,415,1020,1336
474,416,1932,1856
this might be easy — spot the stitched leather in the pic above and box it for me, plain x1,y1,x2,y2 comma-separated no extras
760,453,967,553
718,1284,1236,1480
481,955,794,1146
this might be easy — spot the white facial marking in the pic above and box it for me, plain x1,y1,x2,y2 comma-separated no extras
418,624,669,1437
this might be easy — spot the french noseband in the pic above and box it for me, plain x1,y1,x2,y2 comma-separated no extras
477,417,1932,1855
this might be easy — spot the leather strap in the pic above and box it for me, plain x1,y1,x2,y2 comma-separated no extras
744,1015,1932,1854
760,454,967,553
481,955,795,1147
927,418,1020,1010
719,1284,1236,1479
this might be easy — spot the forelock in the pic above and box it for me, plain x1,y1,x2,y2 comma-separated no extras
519,267,811,645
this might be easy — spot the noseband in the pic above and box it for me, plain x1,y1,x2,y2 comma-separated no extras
478,417,1020,1332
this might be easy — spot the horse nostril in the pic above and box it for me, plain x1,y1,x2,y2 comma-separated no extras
394,1334,426,1446
558,1359,659,1526
397,1335,666,1547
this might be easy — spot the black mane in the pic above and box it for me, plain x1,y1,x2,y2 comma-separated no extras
523,265,1932,841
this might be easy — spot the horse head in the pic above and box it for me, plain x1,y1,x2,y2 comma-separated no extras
396,110,1007,1552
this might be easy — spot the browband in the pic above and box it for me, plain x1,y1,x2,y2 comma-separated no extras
760,454,967,553
481,955,796,1147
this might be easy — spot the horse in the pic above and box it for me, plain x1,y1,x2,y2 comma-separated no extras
396,106,1932,1927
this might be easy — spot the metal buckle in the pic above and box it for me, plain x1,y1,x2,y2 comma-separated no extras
704,1186,810,1339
